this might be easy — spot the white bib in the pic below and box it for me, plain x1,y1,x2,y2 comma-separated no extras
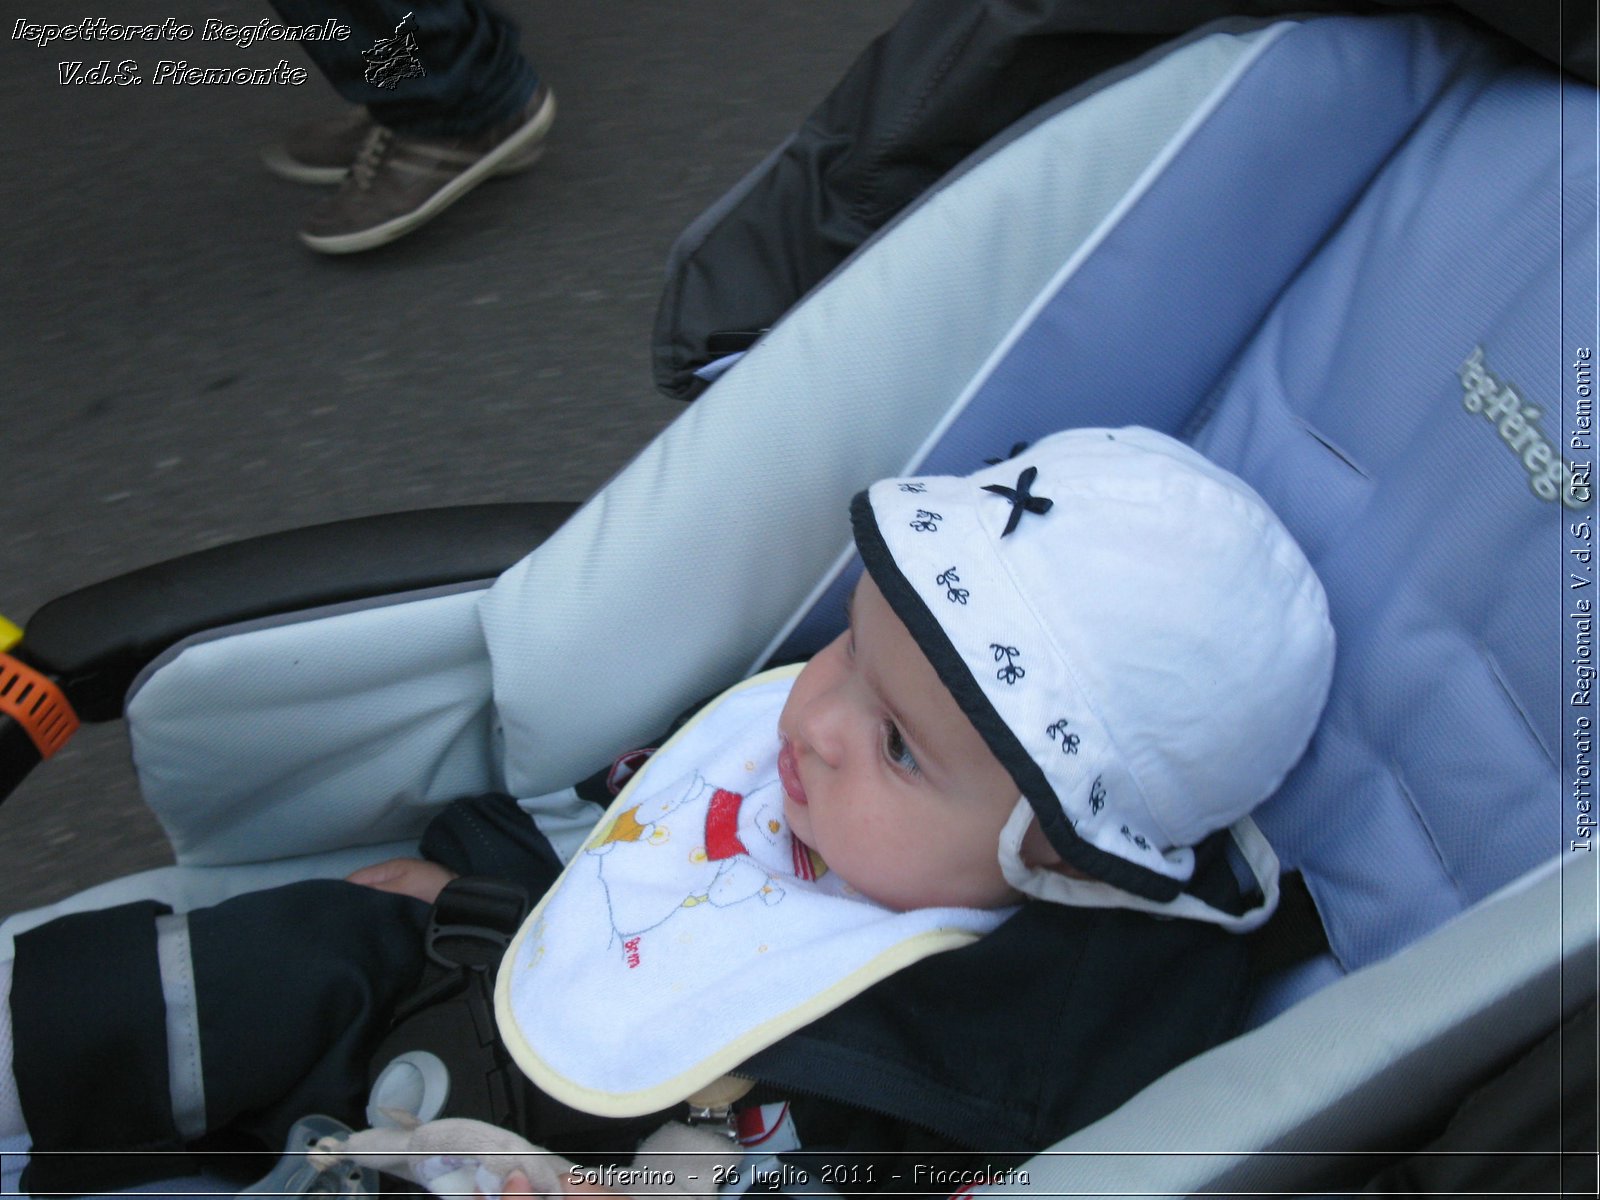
493,667,1009,1117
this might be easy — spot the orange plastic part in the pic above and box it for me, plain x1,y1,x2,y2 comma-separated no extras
0,652,79,758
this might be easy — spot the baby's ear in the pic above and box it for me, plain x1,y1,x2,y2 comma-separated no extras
1018,819,1059,869
1018,819,1092,881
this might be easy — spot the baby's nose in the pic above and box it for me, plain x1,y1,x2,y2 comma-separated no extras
797,700,850,768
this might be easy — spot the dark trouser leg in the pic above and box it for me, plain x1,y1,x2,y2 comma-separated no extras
267,0,538,136
10,880,428,1194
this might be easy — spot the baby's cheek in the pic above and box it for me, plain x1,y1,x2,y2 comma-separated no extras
846,809,929,877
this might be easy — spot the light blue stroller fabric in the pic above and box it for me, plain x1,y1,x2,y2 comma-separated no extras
765,11,1587,981
1,11,1591,1198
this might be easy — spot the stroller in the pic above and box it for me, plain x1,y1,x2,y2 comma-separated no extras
2,6,1594,1197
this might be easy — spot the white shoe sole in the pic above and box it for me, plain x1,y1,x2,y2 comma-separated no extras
260,145,352,186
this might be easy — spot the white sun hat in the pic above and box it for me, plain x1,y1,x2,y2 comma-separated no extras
851,427,1335,931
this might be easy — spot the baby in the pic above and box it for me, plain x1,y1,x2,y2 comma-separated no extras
363,425,1331,927
335,426,1334,1197
2,427,1334,1198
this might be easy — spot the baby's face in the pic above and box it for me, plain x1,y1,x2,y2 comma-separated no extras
776,574,1021,911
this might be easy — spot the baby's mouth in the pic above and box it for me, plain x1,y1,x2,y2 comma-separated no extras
777,738,808,807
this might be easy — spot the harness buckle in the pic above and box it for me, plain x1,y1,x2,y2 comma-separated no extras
425,875,530,971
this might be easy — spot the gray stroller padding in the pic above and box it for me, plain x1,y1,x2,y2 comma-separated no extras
0,10,1591,1197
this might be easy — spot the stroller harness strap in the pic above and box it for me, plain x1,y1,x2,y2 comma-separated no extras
494,667,1009,1117
366,876,533,1131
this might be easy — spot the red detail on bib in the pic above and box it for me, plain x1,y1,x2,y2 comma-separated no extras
791,836,817,881
704,789,748,860
737,1102,800,1152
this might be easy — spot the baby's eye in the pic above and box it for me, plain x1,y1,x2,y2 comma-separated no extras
883,721,920,776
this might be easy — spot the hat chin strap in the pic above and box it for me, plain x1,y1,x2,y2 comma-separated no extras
997,799,1281,933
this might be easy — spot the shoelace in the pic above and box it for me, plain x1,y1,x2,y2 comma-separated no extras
350,126,394,191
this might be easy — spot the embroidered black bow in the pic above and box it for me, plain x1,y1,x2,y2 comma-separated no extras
982,465,1053,537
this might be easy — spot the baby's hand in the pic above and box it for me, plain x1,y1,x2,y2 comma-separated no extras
347,857,459,905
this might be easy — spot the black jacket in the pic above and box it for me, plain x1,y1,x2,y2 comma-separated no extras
420,782,1259,1192
12,775,1257,1199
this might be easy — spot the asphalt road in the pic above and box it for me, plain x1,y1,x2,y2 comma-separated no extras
0,0,908,917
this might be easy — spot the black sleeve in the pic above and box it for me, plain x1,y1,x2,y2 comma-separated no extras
418,792,573,898
11,881,430,1194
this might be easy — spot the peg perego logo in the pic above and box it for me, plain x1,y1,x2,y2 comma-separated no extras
1460,346,1589,509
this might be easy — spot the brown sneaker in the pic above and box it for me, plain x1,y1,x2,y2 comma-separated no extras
298,83,556,254
261,108,378,185
263,104,551,187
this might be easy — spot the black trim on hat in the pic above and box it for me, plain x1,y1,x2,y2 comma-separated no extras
850,490,1181,903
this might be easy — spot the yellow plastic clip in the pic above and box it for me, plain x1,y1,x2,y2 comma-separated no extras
0,616,21,655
